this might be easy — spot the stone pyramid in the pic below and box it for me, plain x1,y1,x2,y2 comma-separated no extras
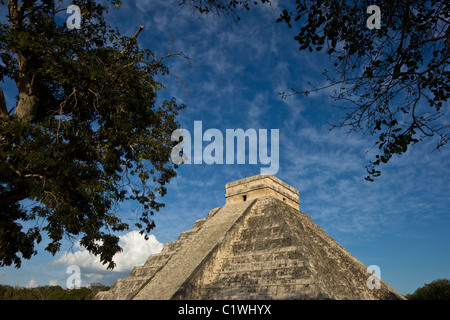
95,174,404,300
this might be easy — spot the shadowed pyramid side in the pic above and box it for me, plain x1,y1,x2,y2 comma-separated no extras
170,196,320,299
167,196,405,300
276,197,405,299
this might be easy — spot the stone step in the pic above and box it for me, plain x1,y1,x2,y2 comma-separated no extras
199,277,314,288
160,241,182,254
133,200,256,300
128,265,160,278
105,278,147,299
231,236,298,254
219,257,308,271
207,207,221,218
177,229,197,241
192,217,208,229
143,252,172,266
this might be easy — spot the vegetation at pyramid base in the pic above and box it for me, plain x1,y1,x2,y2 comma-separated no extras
405,278,450,300
0,283,110,300
1,278,448,300
0,1,185,270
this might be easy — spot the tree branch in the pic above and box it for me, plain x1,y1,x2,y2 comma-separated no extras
0,188,29,207
120,25,145,55
0,88,10,120
132,25,145,40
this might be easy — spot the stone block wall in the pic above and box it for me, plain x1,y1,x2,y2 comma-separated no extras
225,174,300,210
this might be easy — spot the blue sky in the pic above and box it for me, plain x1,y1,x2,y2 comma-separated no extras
1,0,449,296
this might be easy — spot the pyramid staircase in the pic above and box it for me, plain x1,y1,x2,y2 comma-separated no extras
94,210,215,300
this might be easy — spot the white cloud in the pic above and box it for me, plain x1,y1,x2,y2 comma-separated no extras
26,279,38,288
49,280,59,286
50,231,164,274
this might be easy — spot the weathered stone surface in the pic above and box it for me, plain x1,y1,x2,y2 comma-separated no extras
225,173,300,210
95,174,404,300
133,200,256,300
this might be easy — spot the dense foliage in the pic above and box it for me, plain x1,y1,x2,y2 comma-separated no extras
405,278,450,300
0,0,185,269
0,283,110,300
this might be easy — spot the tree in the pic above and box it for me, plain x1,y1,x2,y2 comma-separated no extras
0,283,110,300
406,278,450,300
0,1,186,269
184,0,450,180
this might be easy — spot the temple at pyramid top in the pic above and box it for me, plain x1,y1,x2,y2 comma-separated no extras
225,174,300,210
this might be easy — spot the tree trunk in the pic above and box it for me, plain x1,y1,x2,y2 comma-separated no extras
13,55,41,123
8,0,41,123
0,88,9,120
